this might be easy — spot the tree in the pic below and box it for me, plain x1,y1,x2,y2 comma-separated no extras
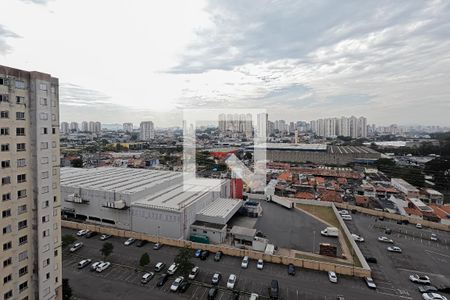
174,247,194,277
139,253,150,269
100,242,114,259
62,234,76,248
71,158,83,168
62,278,72,300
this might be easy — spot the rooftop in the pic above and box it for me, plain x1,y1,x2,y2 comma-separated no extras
196,198,242,224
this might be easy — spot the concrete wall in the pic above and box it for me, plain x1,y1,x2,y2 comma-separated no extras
62,220,371,278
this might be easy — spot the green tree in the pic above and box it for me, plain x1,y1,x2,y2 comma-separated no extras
139,253,150,269
70,158,83,168
100,242,114,259
174,247,194,277
62,278,72,300
62,234,76,248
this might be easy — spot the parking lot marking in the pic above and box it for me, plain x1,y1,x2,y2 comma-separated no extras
424,249,450,259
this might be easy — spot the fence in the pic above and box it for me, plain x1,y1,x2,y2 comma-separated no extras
62,220,371,278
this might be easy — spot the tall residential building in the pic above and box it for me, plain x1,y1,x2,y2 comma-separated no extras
310,115,368,138
69,121,78,133
358,116,367,138
81,121,88,132
218,113,254,137
60,122,69,135
0,65,62,300
94,121,101,133
140,121,155,140
88,121,95,133
123,123,133,133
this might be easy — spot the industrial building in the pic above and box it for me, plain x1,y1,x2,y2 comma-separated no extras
60,167,243,241
248,143,380,165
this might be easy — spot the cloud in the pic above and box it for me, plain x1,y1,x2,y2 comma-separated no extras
0,25,20,54
18,0,50,4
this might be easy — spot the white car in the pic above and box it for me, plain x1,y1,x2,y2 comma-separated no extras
211,273,221,285
154,262,166,272
170,276,184,292
96,261,111,272
416,223,423,229
249,293,259,300
328,271,338,283
422,293,447,300
100,234,112,240
410,274,431,285
431,234,438,241
76,229,89,236
351,234,364,242
387,246,402,253
141,272,154,284
338,210,349,215
77,259,92,269
227,274,237,289
365,277,377,289
378,236,394,243
256,259,264,270
69,242,83,252
124,238,136,246
188,266,199,279
167,263,178,275
241,256,249,269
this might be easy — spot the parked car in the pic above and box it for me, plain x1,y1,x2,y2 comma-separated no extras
328,271,338,283
153,242,162,250
227,274,237,289
410,274,431,285
378,236,394,243
90,261,103,271
351,234,364,242
167,263,178,275
136,240,148,247
124,238,136,246
100,234,112,240
287,263,295,276
256,259,264,270
416,223,423,229
338,210,349,215
200,250,210,260
178,281,190,293
208,286,218,300
156,274,169,287
365,277,377,289
188,266,199,279
211,272,222,285
365,257,378,264
269,280,279,299
431,234,438,241
77,259,92,269
154,262,166,272
96,261,111,273
387,246,402,253
194,249,202,258
419,286,438,293
214,251,223,261
241,256,249,268
170,276,184,292
76,229,89,236
85,231,97,238
70,242,83,253
422,293,447,300
141,272,154,284
249,293,259,300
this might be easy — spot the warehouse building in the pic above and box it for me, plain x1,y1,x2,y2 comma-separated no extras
247,143,380,165
61,167,235,240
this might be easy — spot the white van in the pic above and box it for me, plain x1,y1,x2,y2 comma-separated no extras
96,261,111,273
141,272,154,284
341,214,352,221
167,263,178,275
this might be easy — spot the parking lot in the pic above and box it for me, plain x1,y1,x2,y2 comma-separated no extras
62,228,403,300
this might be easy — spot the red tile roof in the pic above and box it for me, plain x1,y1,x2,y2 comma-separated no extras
319,190,343,203
295,192,315,200
355,195,369,205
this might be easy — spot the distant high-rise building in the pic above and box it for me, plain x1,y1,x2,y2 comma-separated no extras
0,65,62,300
123,123,133,133
140,121,155,140
218,113,254,137
88,121,95,132
81,121,88,132
60,121,69,134
310,115,368,138
69,121,79,133
358,116,367,138
94,121,101,133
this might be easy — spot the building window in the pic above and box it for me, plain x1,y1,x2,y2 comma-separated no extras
2,177,11,185
41,186,49,194
18,205,27,215
42,215,49,223
2,209,11,218
3,258,12,267
17,190,27,199
39,113,48,120
17,159,26,168
19,281,28,293
3,241,12,251
0,94,8,102
18,220,27,230
51,114,56,121
42,229,50,237
2,225,12,234
42,201,49,209
17,174,26,183
18,235,28,245
41,157,49,164
1,144,9,152
52,182,57,189
16,128,25,136
54,249,58,257
40,142,48,150
41,127,48,134
3,274,12,284
0,111,8,118
0,128,9,136
15,80,26,89
41,171,49,179
19,266,28,276
52,168,57,176
46,273,50,280
52,127,56,134
52,141,57,148
16,112,25,120
17,143,26,151
40,84,47,91
16,96,25,104
4,290,13,300
2,193,11,201
0,78,3,85
1,160,10,168
43,258,50,267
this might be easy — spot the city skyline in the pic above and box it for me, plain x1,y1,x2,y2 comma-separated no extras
1,0,450,126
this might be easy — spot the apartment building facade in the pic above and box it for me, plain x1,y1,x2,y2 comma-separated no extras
0,65,62,300
139,121,155,140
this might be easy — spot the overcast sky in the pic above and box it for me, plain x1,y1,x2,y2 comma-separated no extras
1,0,449,127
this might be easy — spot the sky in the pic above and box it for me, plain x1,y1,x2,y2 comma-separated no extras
1,0,450,127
